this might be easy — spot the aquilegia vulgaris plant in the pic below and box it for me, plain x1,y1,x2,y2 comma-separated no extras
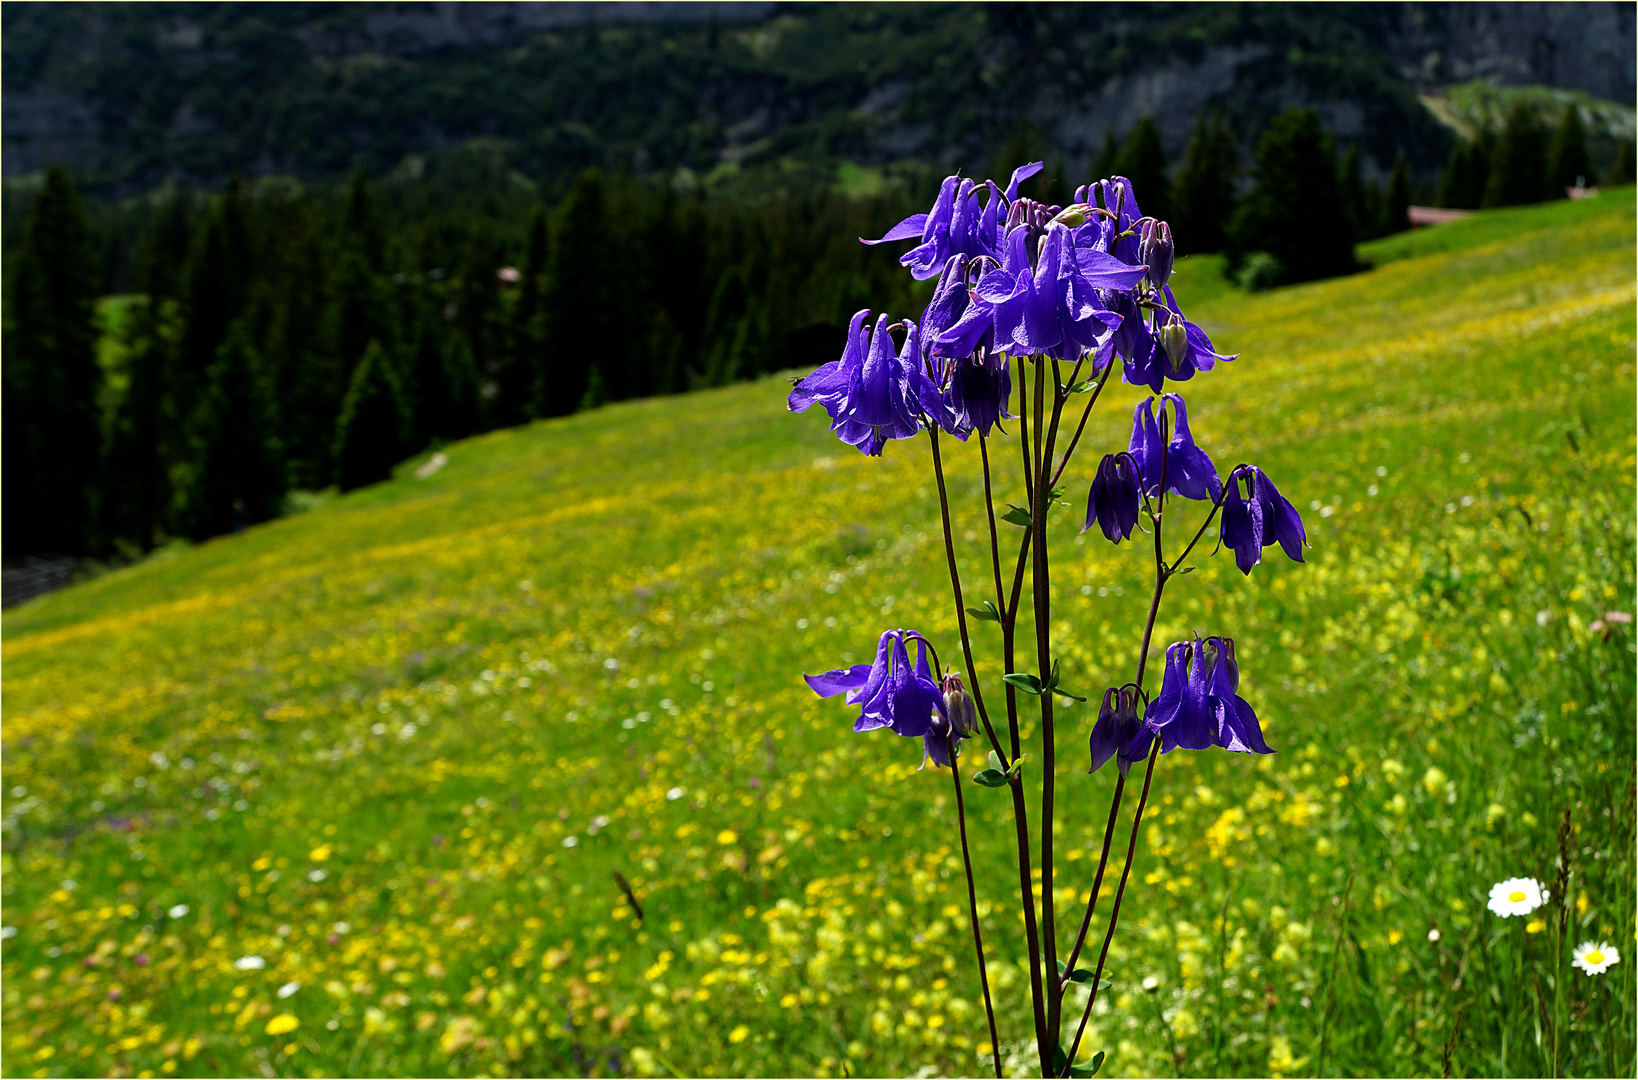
791,165,1307,1078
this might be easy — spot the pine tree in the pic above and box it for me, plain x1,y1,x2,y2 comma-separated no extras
2,166,104,555
499,207,548,425
333,340,410,492
178,320,285,539
1484,102,1548,207
1172,109,1238,255
100,298,176,552
1338,144,1370,242
1378,153,1412,236
1114,116,1170,222
1610,140,1636,186
538,170,613,417
1438,138,1491,210
1546,104,1591,194
176,177,251,428
1229,108,1355,286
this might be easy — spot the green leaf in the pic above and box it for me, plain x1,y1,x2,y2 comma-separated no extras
1002,672,1044,695
1006,754,1026,777
987,751,1004,771
965,601,1001,624
1068,1050,1106,1078
1048,486,1066,503
1068,379,1095,394
1067,967,1096,984
971,769,1009,788
1052,685,1089,703
1001,505,1032,528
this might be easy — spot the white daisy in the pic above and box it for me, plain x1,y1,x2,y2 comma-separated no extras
1572,941,1620,976
1487,877,1548,917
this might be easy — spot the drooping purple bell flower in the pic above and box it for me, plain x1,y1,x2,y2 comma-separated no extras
862,164,1044,279
1127,394,1222,502
1143,638,1273,756
1220,466,1307,574
1124,287,1239,392
1088,686,1153,775
789,311,941,456
804,629,946,739
916,255,1011,440
1082,453,1142,543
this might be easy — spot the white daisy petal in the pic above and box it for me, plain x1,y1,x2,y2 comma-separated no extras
1572,941,1620,976
1487,877,1546,917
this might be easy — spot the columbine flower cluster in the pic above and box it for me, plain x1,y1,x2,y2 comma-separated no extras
789,166,1308,1078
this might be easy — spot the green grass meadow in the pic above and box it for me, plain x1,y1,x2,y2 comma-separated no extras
3,193,1635,1078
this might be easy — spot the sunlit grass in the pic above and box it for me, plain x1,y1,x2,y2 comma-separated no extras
3,193,1633,1078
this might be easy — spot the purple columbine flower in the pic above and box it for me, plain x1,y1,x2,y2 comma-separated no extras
1088,686,1153,775
1124,288,1238,392
788,310,940,456
1083,453,1142,543
862,164,1044,279
804,629,947,739
918,255,1012,440
1220,466,1307,574
1128,394,1222,502
1143,638,1273,756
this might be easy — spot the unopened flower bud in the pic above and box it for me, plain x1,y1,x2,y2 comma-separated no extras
1138,219,1174,290
941,674,979,738
1052,203,1091,229
1159,314,1189,373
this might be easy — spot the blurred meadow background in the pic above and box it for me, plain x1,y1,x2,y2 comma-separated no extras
3,5,1636,1079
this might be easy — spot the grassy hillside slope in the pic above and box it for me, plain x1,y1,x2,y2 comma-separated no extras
3,193,1634,1079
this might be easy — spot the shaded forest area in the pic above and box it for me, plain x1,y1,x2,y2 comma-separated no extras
3,94,1624,560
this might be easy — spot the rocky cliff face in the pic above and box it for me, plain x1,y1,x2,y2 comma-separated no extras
3,2,1632,193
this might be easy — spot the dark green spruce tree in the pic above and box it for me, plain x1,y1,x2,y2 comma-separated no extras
178,320,285,540
333,339,411,492
498,208,548,425
1172,108,1238,254
1546,104,1591,194
1092,130,1119,181
1484,102,1548,207
175,177,251,430
1439,135,1492,210
1230,109,1355,285
2,166,104,555
1609,141,1636,185
1114,116,1170,222
1378,153,1412,236
537,170,615,417
100,299,176,552
1337,144,1374,242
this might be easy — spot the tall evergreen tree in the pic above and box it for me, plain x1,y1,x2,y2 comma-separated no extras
176,177,251,427
100,298,175,552
1484,102,1548,207
1610,140,1637,186
499,207,548,425
1337,144,1371,242
1172,108,1238,255
1546,104,1591,194
538,170,615,417
1378,153,1412,236
1438,137,1491,210
178,320,285,540
1230,108,1354,285
333,340,410,492
1113,116,1170,222
2,166,103,555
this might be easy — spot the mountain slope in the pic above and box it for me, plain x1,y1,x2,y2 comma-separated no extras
2,193,1633,1077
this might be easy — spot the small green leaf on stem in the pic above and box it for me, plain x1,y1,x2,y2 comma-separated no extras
971,769,1009,787
1003,672,1044,695
1068,1050,1107,1078
965,601,1002,624
1001,505,1032,528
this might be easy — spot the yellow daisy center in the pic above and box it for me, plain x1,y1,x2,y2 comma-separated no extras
1586,951,1605,965
1509,890,1526,902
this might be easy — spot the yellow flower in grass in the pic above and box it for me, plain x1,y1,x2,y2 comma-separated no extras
1572,941,1620,976
729,1024,750,1043
264,1014,299,1036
